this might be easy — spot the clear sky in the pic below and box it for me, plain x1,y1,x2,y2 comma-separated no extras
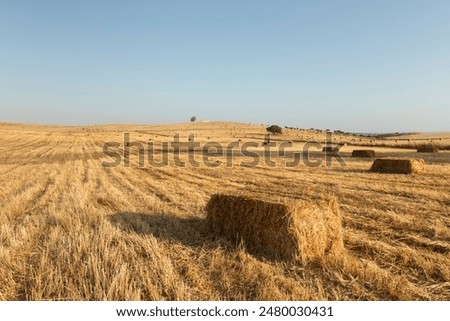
1,0,449,132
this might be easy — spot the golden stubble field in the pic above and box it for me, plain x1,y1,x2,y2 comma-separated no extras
0,121,449,300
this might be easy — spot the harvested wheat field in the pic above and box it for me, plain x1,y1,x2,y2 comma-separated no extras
0,122,450,301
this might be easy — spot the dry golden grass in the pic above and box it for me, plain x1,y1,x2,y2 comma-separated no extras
0,121,449,301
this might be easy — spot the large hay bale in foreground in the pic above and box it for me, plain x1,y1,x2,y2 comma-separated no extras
352,150,375,158
370,158,425,174
205,194,344,263
417,147,439,153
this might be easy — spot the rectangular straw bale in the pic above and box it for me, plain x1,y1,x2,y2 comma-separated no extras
322,146,335,153
352,150,375,158
205,194,344,263
370,158,425,174
417,147,439,153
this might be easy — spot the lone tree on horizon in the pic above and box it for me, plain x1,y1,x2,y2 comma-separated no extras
266,124,283,135
190,116,197,122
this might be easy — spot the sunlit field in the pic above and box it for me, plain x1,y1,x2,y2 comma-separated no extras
1,122,449,300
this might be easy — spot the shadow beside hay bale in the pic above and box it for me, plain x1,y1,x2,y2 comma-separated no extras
370,158,425,174
108,212,210,248
205,194,344,263
352,150,375,158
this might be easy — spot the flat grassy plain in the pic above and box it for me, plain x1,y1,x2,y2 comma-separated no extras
0,122,449,300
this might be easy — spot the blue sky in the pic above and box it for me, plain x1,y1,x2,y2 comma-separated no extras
1,0,449,132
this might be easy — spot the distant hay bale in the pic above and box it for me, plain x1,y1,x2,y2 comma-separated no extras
322,146,335,153
205,194,344,263
352,150,375,158
417,147,439,153
370,158,425,174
